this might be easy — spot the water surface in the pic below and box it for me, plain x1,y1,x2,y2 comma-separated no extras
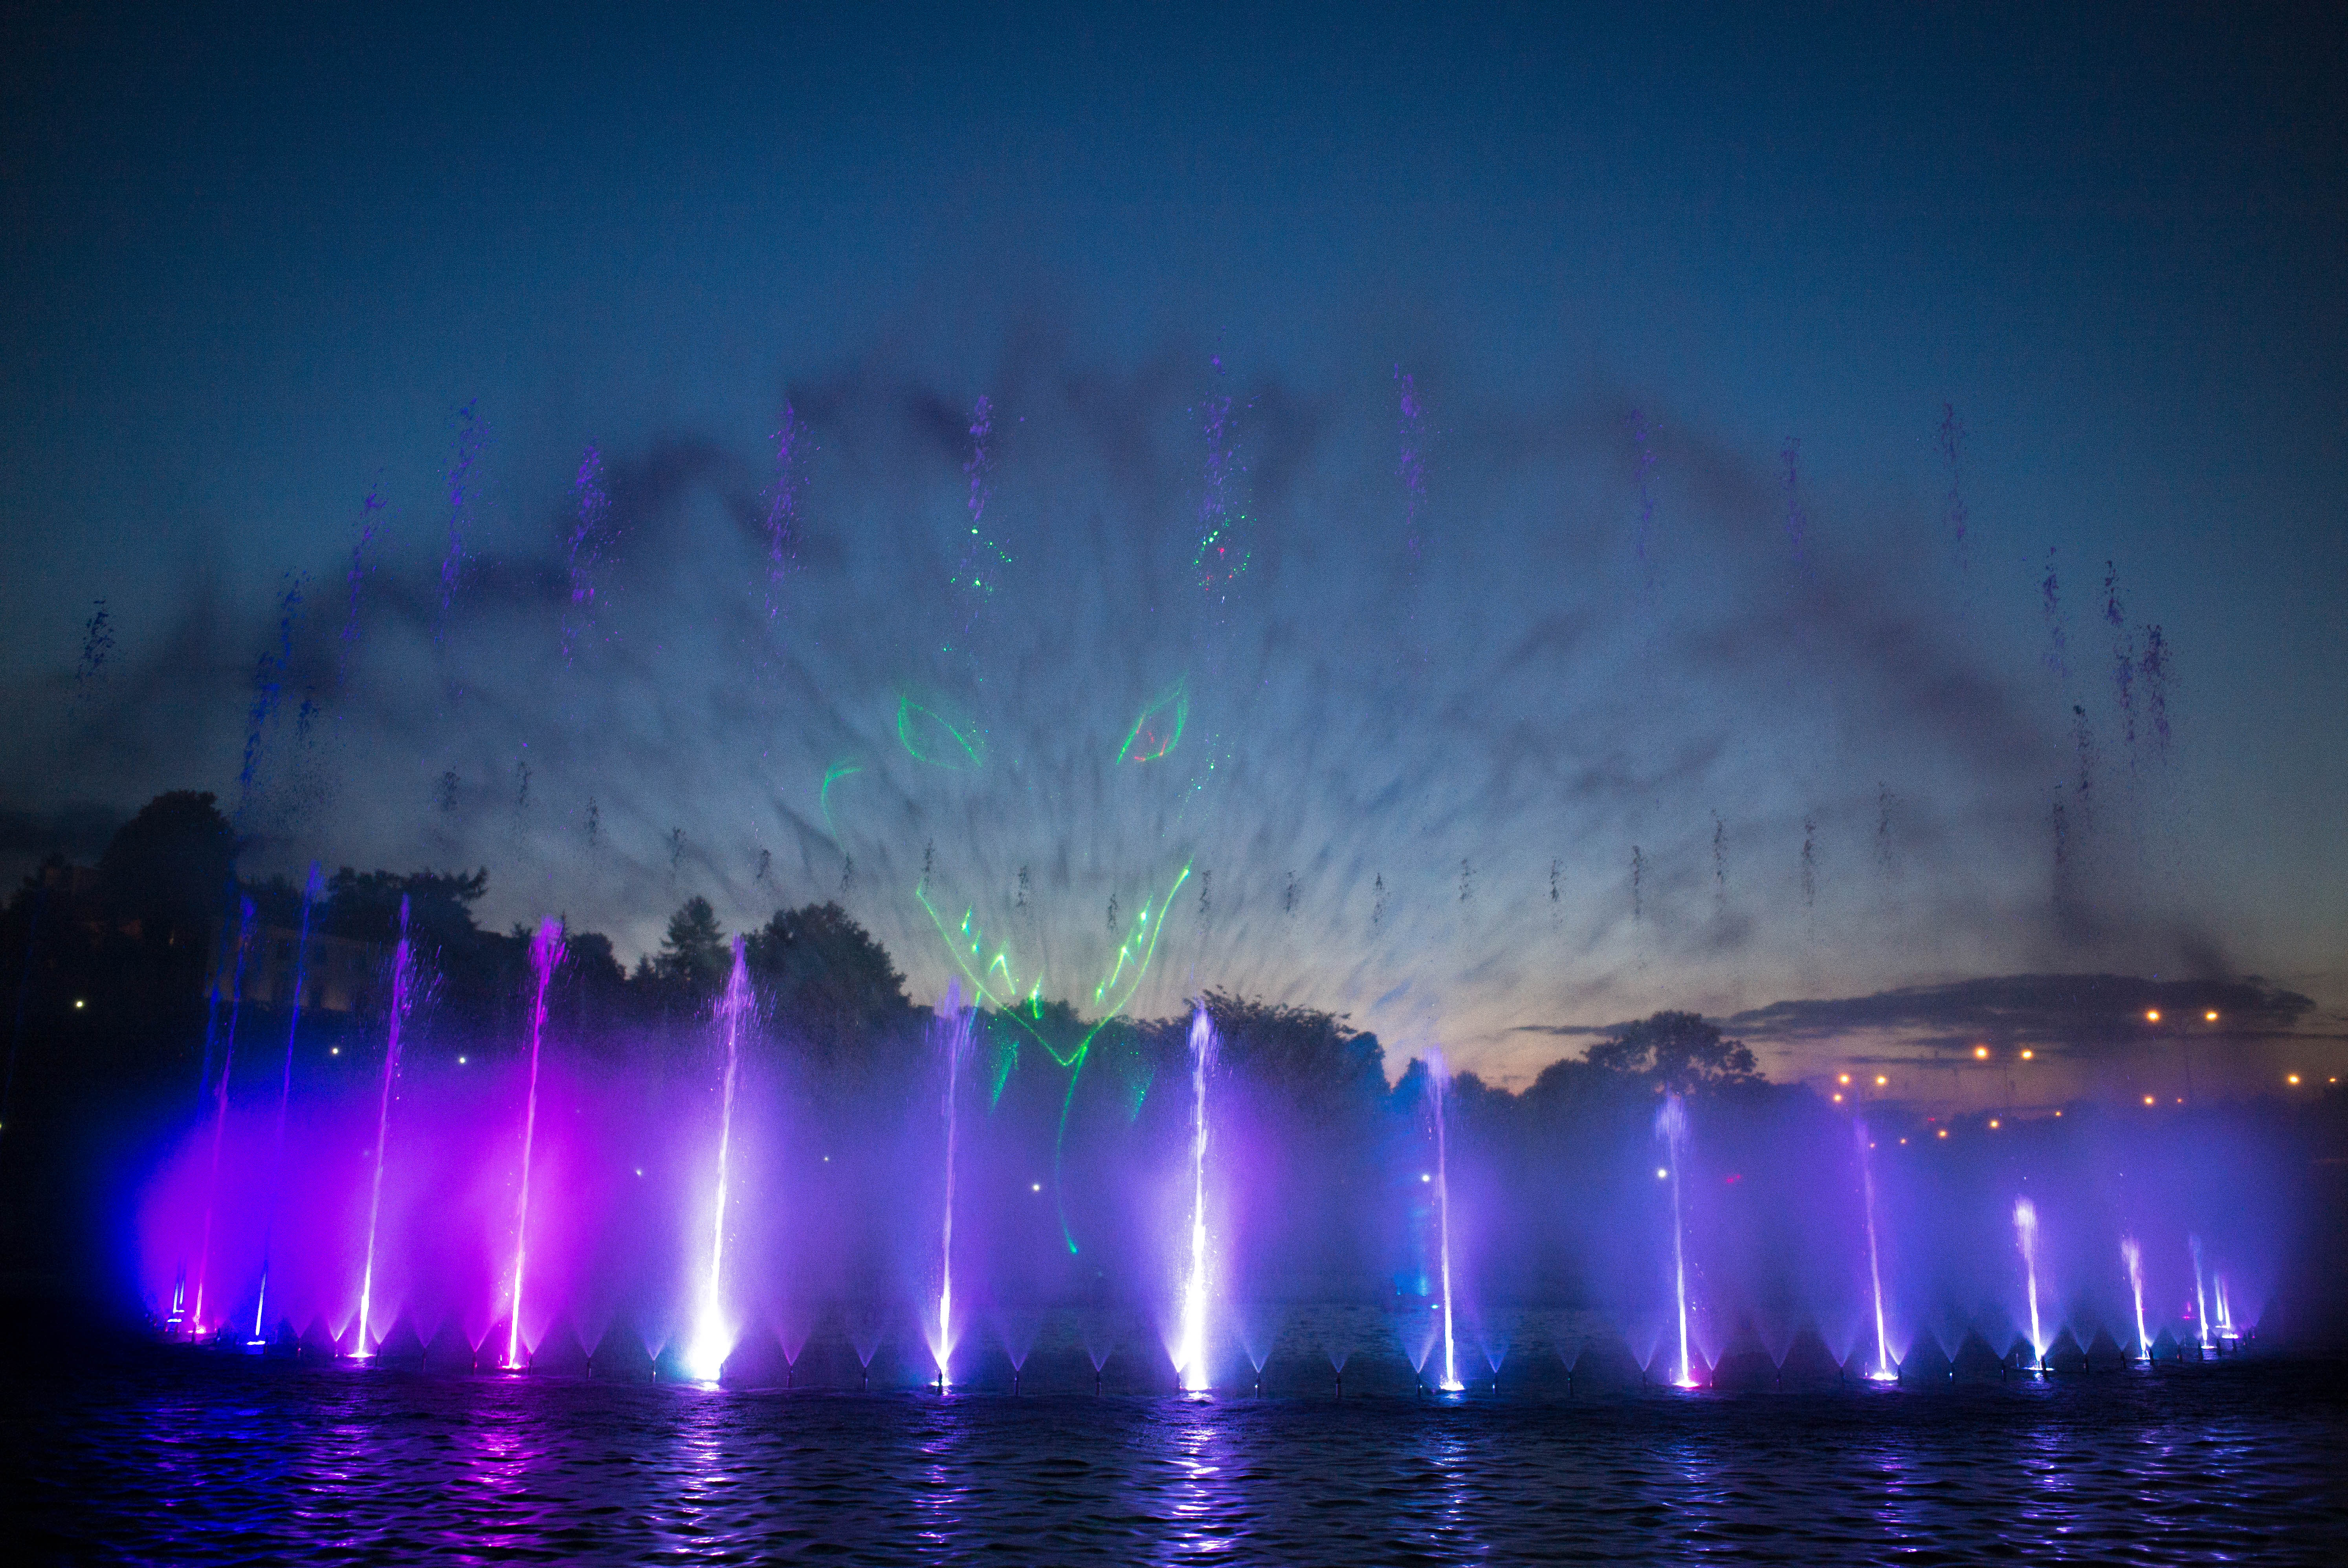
7,1350,2342,1564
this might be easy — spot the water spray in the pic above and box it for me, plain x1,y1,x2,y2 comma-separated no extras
2121,1235,2148,1362
251,864,321,1341
503,918,564,1370
1428,1049,1463,1392
2014,1198,2044,1369
1175,1007,1216,1392
930,984,974,1388
2190,1234,2212,1355
189,898,255,1337
1657,1093,1697,1387
1856,1118,1895,1380
354,897,413,1359
684,936,750,1383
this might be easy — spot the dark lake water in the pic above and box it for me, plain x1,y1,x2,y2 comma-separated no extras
7,1348,2344,1565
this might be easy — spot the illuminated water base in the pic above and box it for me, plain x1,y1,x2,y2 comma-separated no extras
2121,1235,2149,1361
1856,1119,1895,1381
1174,1007,1215,1392
353,897,413,1359
188,898,255,1337
685,937,750,1384
2014,1197,2045,1368
253,863,320,1341
929,985,974,1388
1657,1094,1697,1387
1425,1049,1463,1392
503,919,563,1370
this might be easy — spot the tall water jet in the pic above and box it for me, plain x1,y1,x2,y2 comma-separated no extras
189,898,255,1336
1174,1006,1216,1392
2189,1235,2212,1352
1856,1119,1894,1380
928,984,973,1387
503,918,564,1370
1426,1048,1464,1392
2014,1198,2044,1368
2121,1236,2149,1361
354,897,414,1359
1657,1093,1697,1387
253,863,320,1341
684,936,751,1383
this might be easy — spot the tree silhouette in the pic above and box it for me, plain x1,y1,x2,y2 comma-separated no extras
1585,1010,1759,1094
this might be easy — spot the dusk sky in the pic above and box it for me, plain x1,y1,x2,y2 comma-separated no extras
4,3,2343,1092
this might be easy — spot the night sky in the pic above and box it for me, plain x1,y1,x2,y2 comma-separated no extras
4,3,2343,1091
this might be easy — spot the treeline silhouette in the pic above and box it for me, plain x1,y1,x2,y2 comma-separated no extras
2,790,1776,1312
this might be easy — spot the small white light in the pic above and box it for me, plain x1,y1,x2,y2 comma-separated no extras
457,1055,466,1064
73,999,85,1009
330,1047,339,1055
1030,1182,1041,1192
1656,1167,1668,1180
1421,1172,1433,1183
634,1168,643,1177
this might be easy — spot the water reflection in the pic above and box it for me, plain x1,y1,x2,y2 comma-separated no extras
1154,1401,1235,1564
9,1359,2344,1565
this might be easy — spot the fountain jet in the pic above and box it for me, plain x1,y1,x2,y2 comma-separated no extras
1856,1118,1895,1380
2014,1197,2044,1368
1427,1049,1463,1392
253,863,320,1341
502,918,564,1370
189,898,255,1337
354,897,413,1359
2189,1234,2212,1354
1175,1007,1216,1392
928,984,974,1387
685,936,751,1383
2121,1235,2149,1361
1657,1093,1697,1387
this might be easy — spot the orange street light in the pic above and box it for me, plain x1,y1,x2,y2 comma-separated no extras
1973,1045,1990,1060
2145,1009,2162,1023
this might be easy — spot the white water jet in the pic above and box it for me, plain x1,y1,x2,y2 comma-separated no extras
1856,1119,1895,1380
1427,1049,1463,1392
1174,1006,1215,1392
685,936,751,1383
503,918,564,1370
2214,1275,2234,1341
2121,1236,2149,1361
2189,1234,2212,1353
2014,1197,2044,1367
930,984,973,1387
1657,1093,1697,1387
354,898,413,1359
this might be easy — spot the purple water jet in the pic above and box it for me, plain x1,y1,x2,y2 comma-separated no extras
188,898,255,1337
252,863,320,1340
503,918,564,1370
353,896,414,1358
1427,1048,1462,1392
1175,1007,1216,1392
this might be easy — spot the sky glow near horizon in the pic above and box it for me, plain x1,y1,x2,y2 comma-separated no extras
2,5,2342,1092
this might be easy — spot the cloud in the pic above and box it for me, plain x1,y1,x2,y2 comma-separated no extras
1724,973,2330,1059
